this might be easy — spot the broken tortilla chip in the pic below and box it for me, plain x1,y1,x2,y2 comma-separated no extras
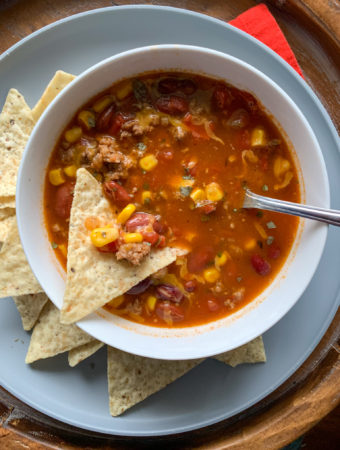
0,196,16,209
0,89,35,197
26,301,93,364
68,340,104,367
0,217,42,297
13,293,48,331
107,346,203,416
32,71,76,121
213,336,266,367
61,168,186,324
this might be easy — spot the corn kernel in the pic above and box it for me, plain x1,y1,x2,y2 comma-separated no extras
64,126,82,143
228,155,236,163
123,232,143,243
203,267,220,283
78,110,96,130
205,182,224,202
190,188,206,203
244,238,257,251
116,82,133,100
254,222,268,239
117,204,136,224
139,154,158,171
146,295,157,312
142,191,152,205
215,251,229,267
58,244,67,258
49,168,65,186
93,95,114,113
251,126,267,147
108,295,125,308
90,227,119,247
63,165,77,178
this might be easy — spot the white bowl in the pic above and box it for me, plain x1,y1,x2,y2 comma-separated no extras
17,45,329,360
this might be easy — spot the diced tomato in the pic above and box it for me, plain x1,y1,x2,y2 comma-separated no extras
108,113,125,135
141,231,160,246
183,113,209,140
268,245,281,260
201,203,217,215
155,235,166,248
125,212,155,232
156,302,184,323
207,299,221,312
54,181,75,219
97,240,119,253
187,246,214,273
251,254,271,275
103,181,131,207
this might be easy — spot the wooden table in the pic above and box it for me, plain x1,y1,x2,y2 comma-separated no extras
0,1,339,448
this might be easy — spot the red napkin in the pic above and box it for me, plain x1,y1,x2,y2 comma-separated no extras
230,3,304,78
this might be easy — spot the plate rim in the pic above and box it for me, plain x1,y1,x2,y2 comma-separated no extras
0,4,339,438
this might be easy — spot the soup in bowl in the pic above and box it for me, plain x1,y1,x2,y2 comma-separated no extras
17,45,329,359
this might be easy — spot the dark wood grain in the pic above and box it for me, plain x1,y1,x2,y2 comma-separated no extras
0,1,339,448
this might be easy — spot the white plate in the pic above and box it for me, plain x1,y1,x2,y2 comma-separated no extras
0,5,339,437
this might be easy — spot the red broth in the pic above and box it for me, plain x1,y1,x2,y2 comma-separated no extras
44,72,300,327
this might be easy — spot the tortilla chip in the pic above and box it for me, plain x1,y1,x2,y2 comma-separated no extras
213,336,266,367
0,89,35,197
13,293,48,331
107,346,203,416
26,301,93,364
0,217,42,297
0,207,15,220
0,196,16,209
68,340,104,367
61,168,186,324
32,71,76,121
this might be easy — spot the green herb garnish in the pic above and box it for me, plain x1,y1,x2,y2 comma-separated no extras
256,211,263,218
262,184,269,192
266,221,276,229
257,240,263,249
137,142,147,151
180,186,193,197
201,215,210,222
266,236,274,245
236,276,243,283
51,242,58,249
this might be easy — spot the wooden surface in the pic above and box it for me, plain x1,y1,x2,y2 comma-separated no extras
0,1,339,448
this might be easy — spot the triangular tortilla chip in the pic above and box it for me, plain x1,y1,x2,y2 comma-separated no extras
32,71,76,121
0,89,35,197
213,336,266,367
61,168,186,324
26,301,93,364
68,340,104,367
107,346,203,416
13,293,48,331
0,217,42,297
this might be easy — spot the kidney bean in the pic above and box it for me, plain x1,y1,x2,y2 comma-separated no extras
96,104,116,131
226,108,249,129
178,79,197,95
103,181,131,207
108,113,125,136
236,90,259,114
54,181,75,219
207,299,220,312
187,246,214,273
251,254,271,276
126,277,152,295
155,95,188,115
212,85,232,110
125,212,155,232
158,78,179,94
184,280,197,292
155,284,184,303
153,220,167,235
97,240,119,253
156,302,184,323
268,245,281,260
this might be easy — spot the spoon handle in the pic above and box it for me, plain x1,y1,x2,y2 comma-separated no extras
243,189,340,226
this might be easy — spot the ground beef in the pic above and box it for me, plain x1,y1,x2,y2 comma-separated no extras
121,119,153,137
59,145,76,164
116,242,151,265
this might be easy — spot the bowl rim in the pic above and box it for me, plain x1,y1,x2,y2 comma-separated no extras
16,44,329,359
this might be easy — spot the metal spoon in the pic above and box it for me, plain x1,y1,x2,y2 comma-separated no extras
243,189,340,226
